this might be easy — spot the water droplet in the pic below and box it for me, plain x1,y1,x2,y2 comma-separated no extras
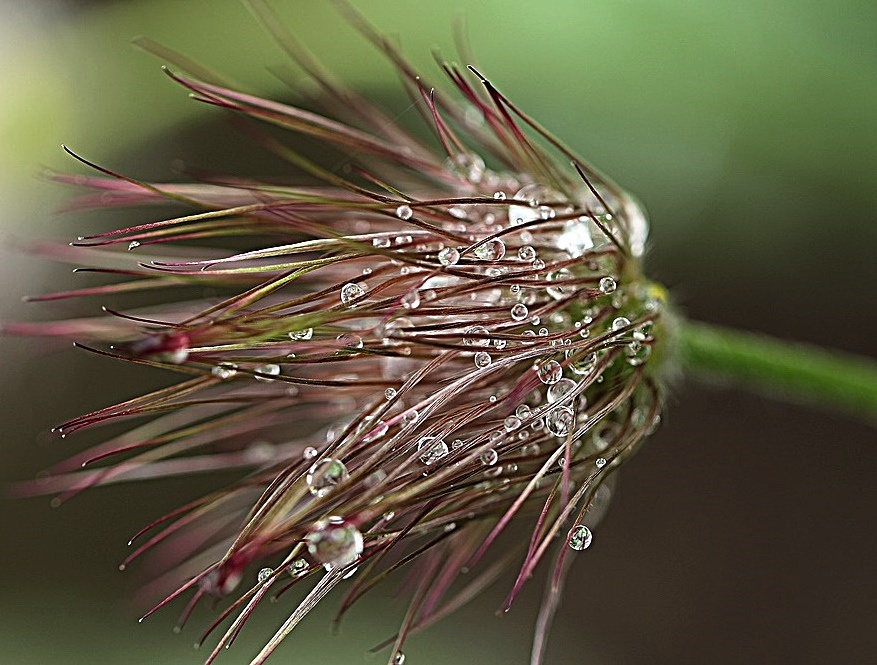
417,437,449,465
493,337,507,350
303,446,319,460
515,404,532,419
556,217,595,257
451,438,465,450
568,524,593,551
393,650,406,664
336,332,364,349
211,362,238,380
340,283,366,306
546,268,572,300
510,303,529,321
438,246,460,266
384,387,397,400
611,317,630,331
463,325,490,347
546,378,577,403
373,237,391,248
306,518,363,570
508,184,565,226
127,240,140,251
480,448,499,466
625,341,652,366
255,364,281,381
570,351,597,376
545,406,575,437
289,327,313,341
599,277,617,294
401,290,420,309
473,238,506,261
288,558,308,577
493,191,507,200
474,351,492,368
596,457,607,468
517,245,536,262
306,458,349,497
536,360,562,385
257,567,273,583
395,204,413,220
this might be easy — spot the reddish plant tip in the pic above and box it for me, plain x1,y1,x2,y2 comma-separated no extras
15,7,672,665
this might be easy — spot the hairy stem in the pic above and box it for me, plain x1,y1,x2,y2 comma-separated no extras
676,320,877,423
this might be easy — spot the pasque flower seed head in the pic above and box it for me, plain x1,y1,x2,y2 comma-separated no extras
12,4,672,664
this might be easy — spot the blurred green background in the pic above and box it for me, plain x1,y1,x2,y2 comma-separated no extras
1,1,875,663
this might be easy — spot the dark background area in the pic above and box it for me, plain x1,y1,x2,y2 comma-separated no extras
1,1,874,663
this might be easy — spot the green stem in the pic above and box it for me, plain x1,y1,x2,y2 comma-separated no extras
675,320,877,423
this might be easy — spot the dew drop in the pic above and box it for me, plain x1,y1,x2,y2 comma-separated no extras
395,204,413,220
473,351,492,368
438,246,460,266
517,245,536,262
127,240,140,251
510,303,529,321
545,406,575,437
417,437,449,465
254,364,281,381
473,238,506,261
463,325,491,347
306,518,363,570
306,458,349,497
393,650,406,664
504,415,521,432
303,446,319,461
289,327,313,341
599,276,617,294
611,316,631,331
536,360,562,385
596,457,607,469
384,387,397,400
340,282,366,306
401,290,420,309
625,341,652,366
546,378,577,403
568,524,593,551
556,217,595,257
257,567,273,583
515,404,532,420
288,558,308,578
372,237,391,249
211,362,238,380
480,448,499,466
493,191,507,201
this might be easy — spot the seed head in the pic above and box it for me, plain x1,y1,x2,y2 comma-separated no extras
16,6,670,664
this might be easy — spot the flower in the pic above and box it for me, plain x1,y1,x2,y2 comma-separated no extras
12,4,669,664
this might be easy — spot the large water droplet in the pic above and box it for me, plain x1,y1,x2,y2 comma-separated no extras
611,316,630,331
568,524,593,551
306,458,349,497
306,518,363,570
289,327,313,341
508,184,565,226
340,283,366,306
438,246,460,266
546,378,577,403
395,204,413,220
536,360,562,385
418,437,449,465
556,217,595,258
257,567,273,583
473,238,506,261
480,448,499,466
545,406,575,437
517,245,536,262
599,276,617,294
473,351,492,368
463,325,490,347
510,303,529,322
